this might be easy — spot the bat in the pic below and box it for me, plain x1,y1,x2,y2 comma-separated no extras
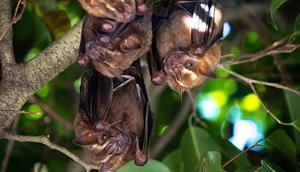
148,0,224,93
74,61,153,172
78,0,148,23
77,5,152,78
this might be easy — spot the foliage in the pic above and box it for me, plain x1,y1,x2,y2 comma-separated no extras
1,0,300,172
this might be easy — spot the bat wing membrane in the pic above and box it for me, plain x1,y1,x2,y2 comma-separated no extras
79,70,113,124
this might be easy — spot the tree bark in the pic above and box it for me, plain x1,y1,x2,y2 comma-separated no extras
0,0,83,130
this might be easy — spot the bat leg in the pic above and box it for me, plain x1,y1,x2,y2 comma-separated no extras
146,51,165,85
77,29,90,67
136,0,146,14
77,53,90,67
134,136,147,166
85,41,106,62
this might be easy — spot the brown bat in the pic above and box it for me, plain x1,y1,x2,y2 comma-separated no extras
74,61,153,172
148,0,224,93
77,1,152,78
79,0,148,23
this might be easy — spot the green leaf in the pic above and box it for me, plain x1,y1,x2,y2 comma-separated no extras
293,13,300,37
270,0,288,30
180,127,220,172
36,84,51,98
33,163,48,172
292,119,300,132
163,149,184,172
201,151,225,172
117,160,171,172
261,160,285,172
73,77,82,93
284,91,300,150
265,129,297,160
261,160,276,172
243,31,264,53
255,166,268,172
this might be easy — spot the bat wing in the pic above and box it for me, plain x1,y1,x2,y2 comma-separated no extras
192,0,224,49
112,61,153,155
177,0,224,55
79,70,113,124
129,61,153,152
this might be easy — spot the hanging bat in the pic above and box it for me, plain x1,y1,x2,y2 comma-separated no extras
148,0,224,93
74,61,153,172
79,0,148,23
77,8,152,78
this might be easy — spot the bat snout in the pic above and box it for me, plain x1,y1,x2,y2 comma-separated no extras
105,132,131,155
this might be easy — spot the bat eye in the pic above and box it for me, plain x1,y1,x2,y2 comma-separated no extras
102,135,108,140
184,61,194,69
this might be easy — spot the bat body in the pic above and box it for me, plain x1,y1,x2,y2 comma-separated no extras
148,0,224,93
74,61,153,172
78,1,152,78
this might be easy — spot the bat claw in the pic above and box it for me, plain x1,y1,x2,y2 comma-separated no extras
151,75,164,85
134,136,147,166
101,20,116,33
77,55,90,67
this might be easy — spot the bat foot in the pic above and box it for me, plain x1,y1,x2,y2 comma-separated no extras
77,54,90,67
134,136,148,166
137,4,146,14
101,19,117,33
151,72,165,85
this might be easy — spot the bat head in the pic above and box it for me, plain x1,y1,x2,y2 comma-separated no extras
163,44,221,93
79,0,139,23
89,25,149,77
73,120,131,157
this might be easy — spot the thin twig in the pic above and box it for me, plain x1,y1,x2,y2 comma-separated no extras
198,159,206,172
186,90,207,127
28,96,73,131
0,109,42,115
222,36,300,66
222,141,262,168
0,117,19,172
249,84,291,126
221,53,235,59
218,64,300,96
1,132,98,172
0,0,26,41
218,65,297,126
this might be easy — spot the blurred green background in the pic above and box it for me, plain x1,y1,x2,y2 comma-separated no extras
1,0,300,172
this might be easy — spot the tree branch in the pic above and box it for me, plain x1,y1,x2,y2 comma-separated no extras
1,132,98,172
218,64,300,96
222,36,300,66
0,21,82,130
0,116,19,172
0,0,15,69
218,64,299,127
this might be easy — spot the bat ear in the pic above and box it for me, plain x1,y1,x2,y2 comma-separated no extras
73,130,97,145
198,61,216,78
